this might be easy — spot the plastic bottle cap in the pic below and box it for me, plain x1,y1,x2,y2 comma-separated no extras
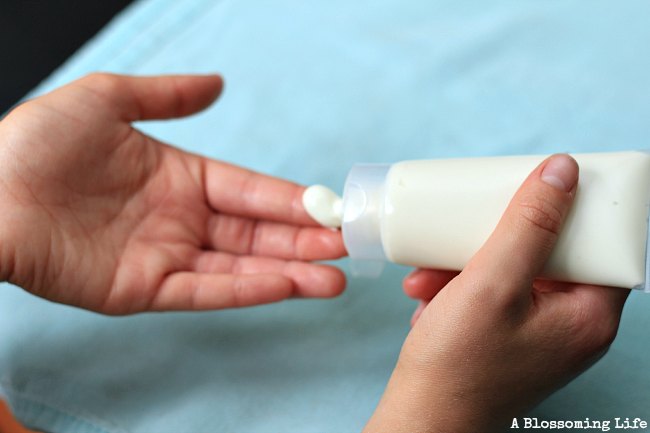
341,164,390,276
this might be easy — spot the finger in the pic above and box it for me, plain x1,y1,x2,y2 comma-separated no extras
76,73,223,121
467,154,579,295
403,269,458,300
207,214,346,260
193,251,347,298
151,272,293,311
204,159,321,226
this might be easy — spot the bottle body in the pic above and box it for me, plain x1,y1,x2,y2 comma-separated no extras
342,151,650,289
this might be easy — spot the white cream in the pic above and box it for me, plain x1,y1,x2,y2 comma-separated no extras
316,151,650,290
302,185,343,228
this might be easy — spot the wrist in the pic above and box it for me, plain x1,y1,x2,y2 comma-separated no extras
365,356,504,433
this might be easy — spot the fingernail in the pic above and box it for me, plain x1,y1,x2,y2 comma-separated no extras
541,154,578,192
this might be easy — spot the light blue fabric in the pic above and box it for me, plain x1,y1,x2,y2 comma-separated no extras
1,1,650,432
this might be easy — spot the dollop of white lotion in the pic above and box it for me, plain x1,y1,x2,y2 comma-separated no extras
302,185,343,229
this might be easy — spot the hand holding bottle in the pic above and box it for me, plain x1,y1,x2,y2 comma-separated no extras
365,155,629,433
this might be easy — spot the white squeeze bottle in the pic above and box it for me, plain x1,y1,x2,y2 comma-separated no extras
302,151,650,291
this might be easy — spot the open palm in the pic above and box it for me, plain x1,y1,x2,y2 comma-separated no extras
0,74,345,314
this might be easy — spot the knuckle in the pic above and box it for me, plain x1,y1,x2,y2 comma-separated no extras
82,72,115,86
454,272,528,318
594,325,618,352
591,319,620,354
578,323,618,358
79,73,123,96
567,298,620,355
518,195,564,236
231,276,247,308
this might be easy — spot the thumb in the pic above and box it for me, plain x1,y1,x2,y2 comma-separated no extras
466,154,579,295
76,73,223,121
